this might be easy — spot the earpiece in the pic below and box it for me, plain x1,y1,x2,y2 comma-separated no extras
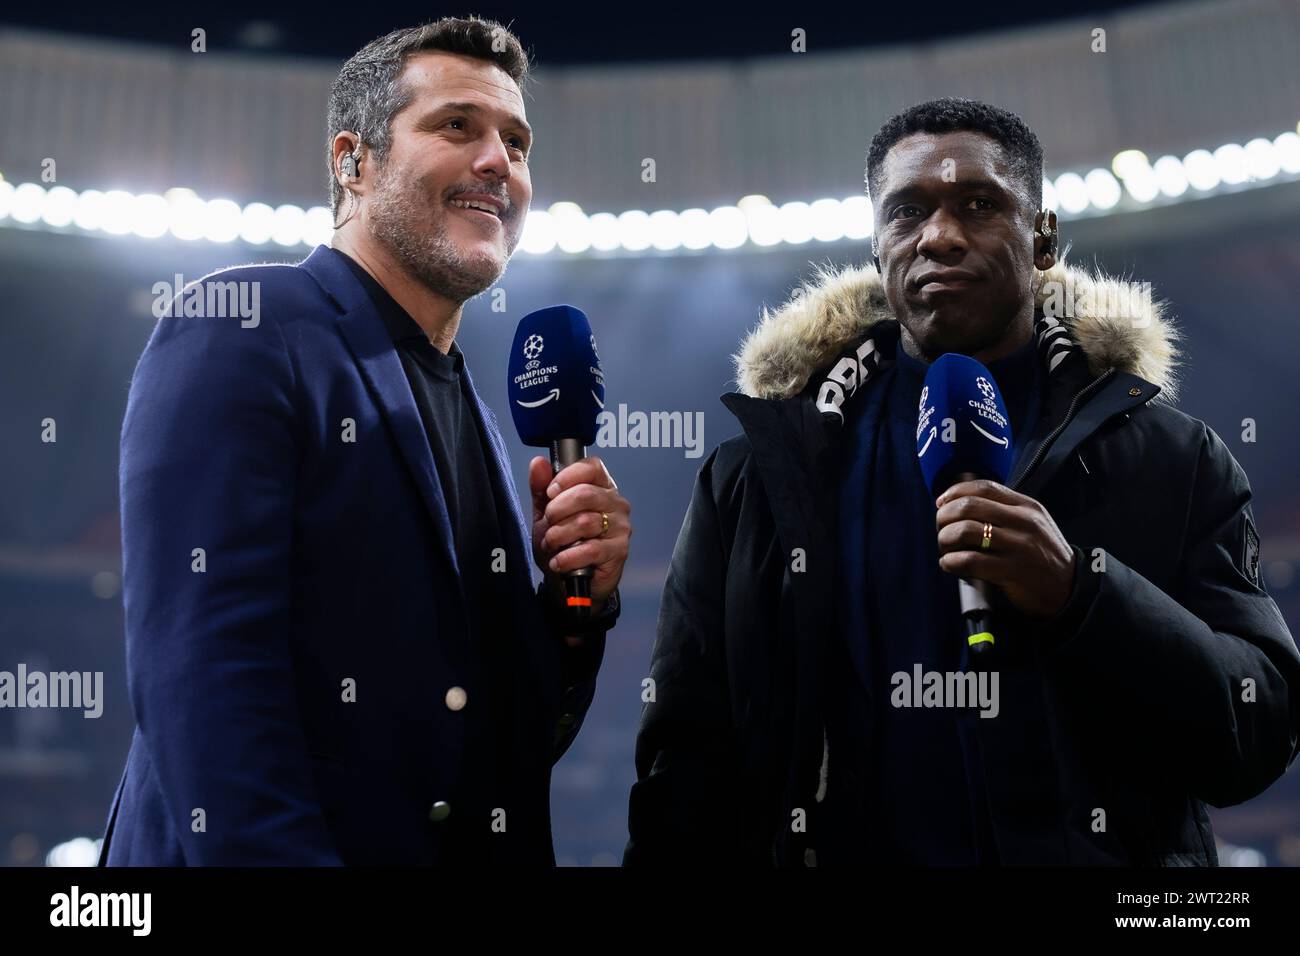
335,148,363,230
1038,207,1058,258
871,239,881,274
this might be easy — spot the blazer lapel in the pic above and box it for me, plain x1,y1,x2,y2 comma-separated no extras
462,360,537,602
463,355,563,703
299,245,462,586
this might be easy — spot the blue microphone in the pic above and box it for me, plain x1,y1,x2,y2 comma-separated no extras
916,353,1014,659
508,305,606,621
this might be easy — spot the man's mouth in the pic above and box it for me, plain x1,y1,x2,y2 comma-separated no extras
448,195,506,224
911,269,980,295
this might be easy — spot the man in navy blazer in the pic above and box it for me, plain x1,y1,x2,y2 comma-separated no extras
98,17,631,866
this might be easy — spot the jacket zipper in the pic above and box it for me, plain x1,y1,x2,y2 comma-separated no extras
1009,367,1116,491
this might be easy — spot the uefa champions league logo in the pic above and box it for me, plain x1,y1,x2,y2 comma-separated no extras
967,375,1010,443
590,333,599,362
523,334,544,360
918,385,928,413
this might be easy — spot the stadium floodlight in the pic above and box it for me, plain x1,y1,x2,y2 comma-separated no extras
777,201,814,245
40,186,78,228
519,209,557,254
2,123,1298,256
1053,172,1089,214
302,206,334,248
678,208,711,251
648,209,681,252
809,198,844,243
45,837,101,868
587,211,620,252
551,201,591,255
98,190,135,236
1183,149,1220,191
239,202,276,245
1084,169,1122,210
707,205,748,250
1276,132,1300,174
167,189,208,241
1152,156,1189,198
743,197,782,247
840,195,873,240
1213,143,1250,186
131,194,170,238
12,182,45,224
202,198,243,243
271,204,306,247
1243,138,1280,181
616,209,652,252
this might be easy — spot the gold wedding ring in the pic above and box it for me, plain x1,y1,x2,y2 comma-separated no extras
980,522,993,550
600,512,610,537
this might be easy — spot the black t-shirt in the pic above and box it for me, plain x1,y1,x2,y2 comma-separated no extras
332,247,516,863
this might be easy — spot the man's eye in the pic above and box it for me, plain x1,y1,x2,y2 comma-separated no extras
890,204,921,220
968,197,995,211
445,118,467,131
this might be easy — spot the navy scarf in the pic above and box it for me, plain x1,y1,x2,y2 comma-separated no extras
831,323,1044,864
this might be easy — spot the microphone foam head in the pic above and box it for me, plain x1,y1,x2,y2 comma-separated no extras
508,305,605,447
916,352,1014,497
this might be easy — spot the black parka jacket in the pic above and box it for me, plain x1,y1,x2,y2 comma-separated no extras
625,259,1300,866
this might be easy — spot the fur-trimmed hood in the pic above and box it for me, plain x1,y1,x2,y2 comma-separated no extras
733,257,1180,403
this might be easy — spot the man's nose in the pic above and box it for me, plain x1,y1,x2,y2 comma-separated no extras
915,209,967,260
471,136,512,181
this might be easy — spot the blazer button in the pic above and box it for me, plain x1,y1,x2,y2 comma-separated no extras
445,686,468,711
428,800,451,823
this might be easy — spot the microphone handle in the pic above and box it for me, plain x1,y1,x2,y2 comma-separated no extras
550,438,594,622
954,471,996,661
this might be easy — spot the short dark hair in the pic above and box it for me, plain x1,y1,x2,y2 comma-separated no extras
326,17,531,214
865,97,1044,214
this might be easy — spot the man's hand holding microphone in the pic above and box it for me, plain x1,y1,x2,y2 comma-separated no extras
529,454,631,646
509,304,630,645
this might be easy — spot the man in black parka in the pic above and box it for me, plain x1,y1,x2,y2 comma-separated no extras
625,99,1300,866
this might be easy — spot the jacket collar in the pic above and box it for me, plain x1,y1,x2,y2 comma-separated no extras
722,257,1174,498
731,256,1180,403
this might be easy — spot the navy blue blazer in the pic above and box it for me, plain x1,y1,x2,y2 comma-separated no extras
98,244,603,865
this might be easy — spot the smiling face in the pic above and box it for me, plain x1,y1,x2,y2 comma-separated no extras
364,50,533,302
874,130,1039,362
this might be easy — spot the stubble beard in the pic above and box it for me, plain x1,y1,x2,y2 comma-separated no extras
366,161,512,304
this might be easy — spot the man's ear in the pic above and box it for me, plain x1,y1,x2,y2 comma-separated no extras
1033,207,1058,270
332,133,363,187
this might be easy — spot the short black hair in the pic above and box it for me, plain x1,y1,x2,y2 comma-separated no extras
866,97,1044,213
327,17,531,215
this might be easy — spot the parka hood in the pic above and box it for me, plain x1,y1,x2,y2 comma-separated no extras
733,256,1180,403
